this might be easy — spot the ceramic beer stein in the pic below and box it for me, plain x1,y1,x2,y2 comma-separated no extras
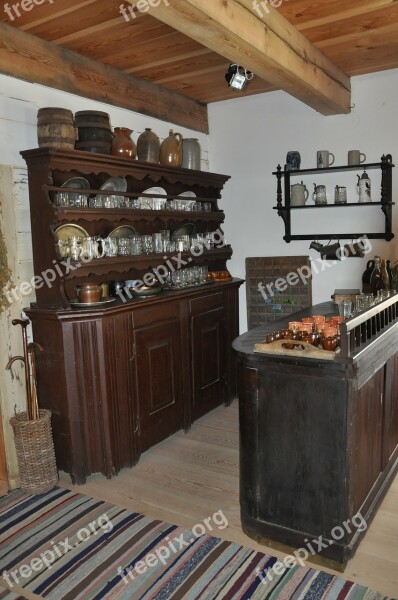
290,182,309,206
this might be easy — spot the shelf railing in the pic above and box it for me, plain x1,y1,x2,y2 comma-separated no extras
339,294,398,360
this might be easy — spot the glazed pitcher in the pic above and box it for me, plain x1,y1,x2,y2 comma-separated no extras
111,127,136,158
160,129,183,167
357,171,371,203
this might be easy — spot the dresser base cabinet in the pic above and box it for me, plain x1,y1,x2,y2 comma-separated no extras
26,281,242,484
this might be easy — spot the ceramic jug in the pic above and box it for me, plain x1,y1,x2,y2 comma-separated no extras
160,129,183,167
181,138,201,170
290,181,309,206
111,127,136,158
137,128,160,164
362,259,375,293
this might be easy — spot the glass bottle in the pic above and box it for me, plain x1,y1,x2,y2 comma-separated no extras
370,256,384,295
386,260,393,290
391,260,398,291
380,259,390,290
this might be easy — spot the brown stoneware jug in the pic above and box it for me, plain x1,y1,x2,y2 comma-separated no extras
160,129,183,167
137,128,160,164
111,127,136,158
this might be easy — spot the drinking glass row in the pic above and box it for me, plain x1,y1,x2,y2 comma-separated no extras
339,290,397,317
54,192,212,212
118,233,217,256
166,267,209,288
58,232,219,260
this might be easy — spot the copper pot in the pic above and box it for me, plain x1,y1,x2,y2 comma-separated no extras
75,284,102,303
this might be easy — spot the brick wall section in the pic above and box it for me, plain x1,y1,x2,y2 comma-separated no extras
246,256,312,330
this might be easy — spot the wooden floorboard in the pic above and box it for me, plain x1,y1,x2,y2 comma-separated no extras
60,402,398,597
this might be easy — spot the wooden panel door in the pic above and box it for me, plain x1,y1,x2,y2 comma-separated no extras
135,320,184,452
354,367,385,512
191,306,227,421
383,352,398,463
389,353,398,456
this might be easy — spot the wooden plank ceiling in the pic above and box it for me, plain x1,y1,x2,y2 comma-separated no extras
0,0,397,128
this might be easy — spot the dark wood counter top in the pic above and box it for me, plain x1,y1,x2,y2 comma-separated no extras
233,301,336,357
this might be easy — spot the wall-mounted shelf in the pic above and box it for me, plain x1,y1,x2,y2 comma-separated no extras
273,154,394,242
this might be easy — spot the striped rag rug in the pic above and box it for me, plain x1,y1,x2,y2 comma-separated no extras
0,487,393,600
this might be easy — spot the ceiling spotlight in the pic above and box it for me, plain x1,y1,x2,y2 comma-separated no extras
225,64,254,91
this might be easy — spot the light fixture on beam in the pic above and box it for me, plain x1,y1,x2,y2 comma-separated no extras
225,64,254,91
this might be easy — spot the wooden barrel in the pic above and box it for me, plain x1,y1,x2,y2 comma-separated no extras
75,110,112,154
74,140,113,154
37,108,77,149
75,110,110,125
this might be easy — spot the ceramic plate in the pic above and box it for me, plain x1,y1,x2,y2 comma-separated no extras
100,177,128,192
55,223,89,241
175,191,196,210
109,225,137,238
70,297,117,309
171,223,196,239
62,177,90,191
177,191,196,199
128,286,163,297
139,187,167,209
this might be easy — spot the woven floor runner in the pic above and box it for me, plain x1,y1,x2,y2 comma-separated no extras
0,487,393,600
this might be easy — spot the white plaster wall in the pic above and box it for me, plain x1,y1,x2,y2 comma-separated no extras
0,74,209,486
208,69,398,331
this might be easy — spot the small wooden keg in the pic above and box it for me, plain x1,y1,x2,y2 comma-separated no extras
37,107,77,149
75,111,113,154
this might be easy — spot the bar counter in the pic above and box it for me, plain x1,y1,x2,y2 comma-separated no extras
233,299,398,566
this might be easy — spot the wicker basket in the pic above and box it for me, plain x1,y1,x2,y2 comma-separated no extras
10,409,58,494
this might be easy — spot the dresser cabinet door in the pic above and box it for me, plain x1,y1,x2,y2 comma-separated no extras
135,317,184,452
190,293,227,420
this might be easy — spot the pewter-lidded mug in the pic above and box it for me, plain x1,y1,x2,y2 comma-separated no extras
312,184,327,205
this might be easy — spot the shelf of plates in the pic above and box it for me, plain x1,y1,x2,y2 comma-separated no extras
21,148,233,308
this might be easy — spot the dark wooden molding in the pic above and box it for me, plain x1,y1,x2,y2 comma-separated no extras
0,22,209,133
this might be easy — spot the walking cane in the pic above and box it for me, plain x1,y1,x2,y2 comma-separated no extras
5,319,43,421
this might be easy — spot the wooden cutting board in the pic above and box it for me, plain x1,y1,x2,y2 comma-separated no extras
254,339,337,360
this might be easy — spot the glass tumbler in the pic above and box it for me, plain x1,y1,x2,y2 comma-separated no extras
89,195,104,208
153,233,163,253
130,235,142,256
55,192,69,207
118,237,131,256
141,235,153,255
67,236,83,261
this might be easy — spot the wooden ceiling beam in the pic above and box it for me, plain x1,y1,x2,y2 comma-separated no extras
144,0,351,115
281,0,394,31
0,22,208,133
